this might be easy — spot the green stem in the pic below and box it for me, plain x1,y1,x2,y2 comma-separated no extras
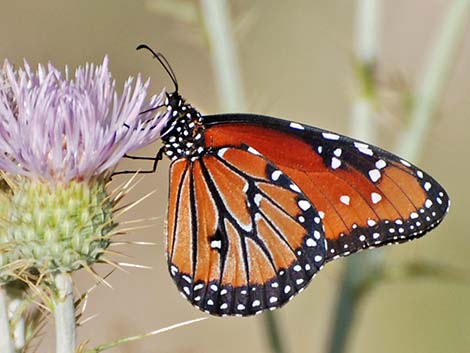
326,257,360,353
396,0,470,160
199,0,246,112
350,0,381,143
53,273,76,353
0,287,14,353
262,311,286,353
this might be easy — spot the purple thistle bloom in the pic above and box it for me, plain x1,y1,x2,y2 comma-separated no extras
0,57,169,182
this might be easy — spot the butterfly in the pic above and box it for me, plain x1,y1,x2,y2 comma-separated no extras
132,45,450,317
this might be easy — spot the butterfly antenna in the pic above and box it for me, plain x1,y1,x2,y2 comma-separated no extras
137,44,179,92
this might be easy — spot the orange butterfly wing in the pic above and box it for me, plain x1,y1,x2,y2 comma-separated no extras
161,102,449,317
203,114,449,261
166,147,327,316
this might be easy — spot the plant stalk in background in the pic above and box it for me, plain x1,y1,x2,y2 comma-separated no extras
327,1,468,353
200,1,285,353
327,1,382,353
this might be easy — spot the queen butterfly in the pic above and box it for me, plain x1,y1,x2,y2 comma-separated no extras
134,45,450,317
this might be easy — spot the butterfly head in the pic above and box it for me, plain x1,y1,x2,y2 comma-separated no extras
136,45,207,160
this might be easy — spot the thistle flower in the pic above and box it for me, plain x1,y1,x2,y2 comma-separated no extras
0,57,169,282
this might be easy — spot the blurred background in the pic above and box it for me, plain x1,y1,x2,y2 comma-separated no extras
0,1,468,352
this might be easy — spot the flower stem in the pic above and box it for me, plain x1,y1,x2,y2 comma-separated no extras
0,288,14,353
8,298,25,351
53,273,76,353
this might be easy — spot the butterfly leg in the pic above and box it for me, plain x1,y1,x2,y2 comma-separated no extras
112,148,164,177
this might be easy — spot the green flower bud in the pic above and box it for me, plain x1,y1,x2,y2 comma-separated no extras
0,178,116,282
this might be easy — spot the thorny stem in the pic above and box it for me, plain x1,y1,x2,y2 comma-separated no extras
53,273,76,353
0,287,14,353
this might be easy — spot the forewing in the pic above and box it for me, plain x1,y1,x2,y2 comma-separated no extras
203,113,450,261
166,147,327,316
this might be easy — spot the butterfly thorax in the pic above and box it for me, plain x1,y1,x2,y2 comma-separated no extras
161,92,205,161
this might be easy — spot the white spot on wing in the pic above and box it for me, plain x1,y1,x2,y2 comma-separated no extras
375,160,387,169
371,192,382,204
400,159,411,167
306,238,317,247
247,147,261,155
331,157,341,169
369,169,381,183
340,195,350,205
354,142,373,156
271,170,282,181
322,132,340,140
289,122,305,130
254,194,262,206
210,240,222,249
298,200,311,210
290,184,301,192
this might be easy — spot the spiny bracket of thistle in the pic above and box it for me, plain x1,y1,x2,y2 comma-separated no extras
0,174,146,288
0,57,170,289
